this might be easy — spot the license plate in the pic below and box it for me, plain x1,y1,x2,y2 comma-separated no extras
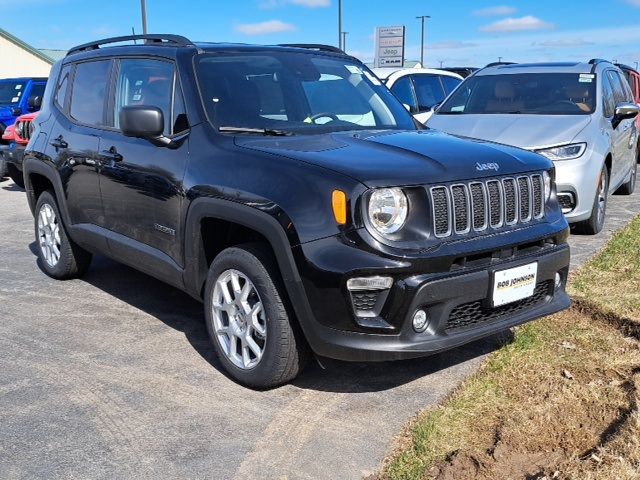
492,262,538,307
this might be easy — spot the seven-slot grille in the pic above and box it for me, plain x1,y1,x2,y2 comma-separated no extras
430,174,545,237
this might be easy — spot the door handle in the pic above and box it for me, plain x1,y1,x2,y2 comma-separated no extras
50,135,68,149
101,146,123,163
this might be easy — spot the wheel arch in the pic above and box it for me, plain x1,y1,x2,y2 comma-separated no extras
23,157,71,225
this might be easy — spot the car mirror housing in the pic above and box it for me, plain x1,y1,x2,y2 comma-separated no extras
10,106,21,117
27,95,42,111
120,105,164,138
613,102,640,129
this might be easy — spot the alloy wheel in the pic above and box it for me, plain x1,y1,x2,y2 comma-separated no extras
211,269,267,370
37,203,61,268
596,169,607,227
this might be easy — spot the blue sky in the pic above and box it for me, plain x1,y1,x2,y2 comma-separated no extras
4,0,640,67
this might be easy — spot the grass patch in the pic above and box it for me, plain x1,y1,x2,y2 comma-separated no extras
380,216,640,480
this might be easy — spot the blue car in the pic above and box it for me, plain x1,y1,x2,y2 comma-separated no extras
0,77,47,139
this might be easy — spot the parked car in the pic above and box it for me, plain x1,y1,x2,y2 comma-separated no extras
372,67,463,123
428,60,639,234
442,67,478,78
616,63,640,138
24,35,571,388
0,110,39,187
0,123,14,179
0,77,46,141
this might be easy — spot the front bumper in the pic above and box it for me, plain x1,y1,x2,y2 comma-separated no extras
553,151,601,223
292,220,571,362
0,143,25,171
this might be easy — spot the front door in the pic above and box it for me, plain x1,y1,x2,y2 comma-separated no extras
97,57,189,266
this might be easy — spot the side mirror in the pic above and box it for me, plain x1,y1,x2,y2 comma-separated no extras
10,106,21,116
613,102,640,129
120,105,164,138
27,95,42,111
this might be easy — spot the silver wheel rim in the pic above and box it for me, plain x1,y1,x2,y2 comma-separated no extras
211,269,267,370
596,170,607,226
37,203,61,268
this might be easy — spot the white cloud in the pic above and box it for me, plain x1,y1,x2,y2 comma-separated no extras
473,5,517,17
537,38,593,48
259,0,330,8
430,40,478,50
481,15,554,33
234,20,297,35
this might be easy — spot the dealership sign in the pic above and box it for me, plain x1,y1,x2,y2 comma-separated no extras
374,26,405,68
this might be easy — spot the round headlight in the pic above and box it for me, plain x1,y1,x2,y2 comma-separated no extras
368,188,408,235
543,170,552,202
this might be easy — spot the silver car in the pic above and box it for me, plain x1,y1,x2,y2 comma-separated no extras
428,60,640,234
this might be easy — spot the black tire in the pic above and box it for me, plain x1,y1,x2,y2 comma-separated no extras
6,164,24,188
616,161,637,195
575,165,608,235
34,190,92,279
0,156,6,180
204,243,308,389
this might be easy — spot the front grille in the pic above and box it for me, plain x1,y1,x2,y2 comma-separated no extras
445,281,552,333
430,174,545,238
15,120,33,141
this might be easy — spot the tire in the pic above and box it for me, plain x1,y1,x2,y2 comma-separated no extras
616,161,637,195
0,156,6,180
34,190,92,279
9,169,24,188
204,243,308,389
575,164,608,235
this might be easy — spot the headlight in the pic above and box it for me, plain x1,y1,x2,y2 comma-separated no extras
543,170,552,202
368,188,408,235
536,143,586,161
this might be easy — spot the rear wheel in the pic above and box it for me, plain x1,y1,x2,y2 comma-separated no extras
34,190,92,279
204,243,307,389
7,164,24,188
575,165,608,235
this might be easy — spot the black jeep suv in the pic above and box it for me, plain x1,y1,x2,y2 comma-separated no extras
23,35,571,388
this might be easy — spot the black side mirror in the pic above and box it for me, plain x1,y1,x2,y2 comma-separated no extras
119,105,188,148
613,102,640,129
10,107,21,116
27,95,42,111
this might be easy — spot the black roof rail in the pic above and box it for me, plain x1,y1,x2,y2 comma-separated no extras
588,58,610,65
615,62,636,72
485,61,516,68
67,34,194,56
278,43,344,54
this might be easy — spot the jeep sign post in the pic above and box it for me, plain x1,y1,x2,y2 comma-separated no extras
374,25,405,68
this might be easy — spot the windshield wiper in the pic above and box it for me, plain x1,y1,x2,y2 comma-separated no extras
218,126,293,136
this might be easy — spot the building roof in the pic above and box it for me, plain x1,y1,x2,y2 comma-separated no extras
0,28,65,64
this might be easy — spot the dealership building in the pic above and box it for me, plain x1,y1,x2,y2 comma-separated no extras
0,28,64,78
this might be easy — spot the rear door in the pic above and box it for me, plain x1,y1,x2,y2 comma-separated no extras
44,60,111,227
97,57,189,267
607,70,636,186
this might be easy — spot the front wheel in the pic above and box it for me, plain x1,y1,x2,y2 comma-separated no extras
575,165,608,235
34,190,92,279
204,243,308,389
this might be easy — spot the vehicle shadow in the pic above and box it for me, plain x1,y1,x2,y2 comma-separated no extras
2,183,24,192
28,245,513,393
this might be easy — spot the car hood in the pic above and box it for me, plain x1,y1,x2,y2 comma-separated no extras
236,129,551,188
427,114,592,150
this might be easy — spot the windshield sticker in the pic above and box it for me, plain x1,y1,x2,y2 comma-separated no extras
345,65,363,75
579,74,595,79
11,96,19,103
15,85,22,90
579,77,593,83
364,71,382,86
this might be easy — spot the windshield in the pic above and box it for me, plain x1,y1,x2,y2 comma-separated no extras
0,81,26,105
439,73,596,115
195,52,416,134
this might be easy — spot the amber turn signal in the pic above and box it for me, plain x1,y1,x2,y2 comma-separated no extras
332,190,347,225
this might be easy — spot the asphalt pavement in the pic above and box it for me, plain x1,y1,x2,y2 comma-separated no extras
0,177,637,480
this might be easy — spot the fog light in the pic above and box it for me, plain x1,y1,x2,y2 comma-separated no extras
412,309,428,332
347,276,393,291
555,272,563,288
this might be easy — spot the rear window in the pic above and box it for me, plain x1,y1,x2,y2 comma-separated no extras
69,60,111,126
439,73,597,115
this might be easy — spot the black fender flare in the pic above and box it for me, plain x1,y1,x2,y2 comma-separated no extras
23,156,72,225
183,197,316,328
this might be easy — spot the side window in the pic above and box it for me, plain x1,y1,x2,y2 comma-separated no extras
602,73,615,118
70,60,111,126
55,65,72,110
607,70,627,105
441,76,462,95
390,76,417,113
618,72,634,102
29,83,46,101
411,74,447,112
114,58,175,135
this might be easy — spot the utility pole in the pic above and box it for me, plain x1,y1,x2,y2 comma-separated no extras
140,0,148,35
636,61,639,71
338,0,342,49
341,32,348,52
416,15,430,67
498,56,503,62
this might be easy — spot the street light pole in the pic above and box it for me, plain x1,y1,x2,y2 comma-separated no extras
140,0,148,35
338,0,342,49
341,32,348,52
416,15,430,67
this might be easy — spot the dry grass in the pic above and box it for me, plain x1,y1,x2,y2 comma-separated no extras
380,216,640,480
